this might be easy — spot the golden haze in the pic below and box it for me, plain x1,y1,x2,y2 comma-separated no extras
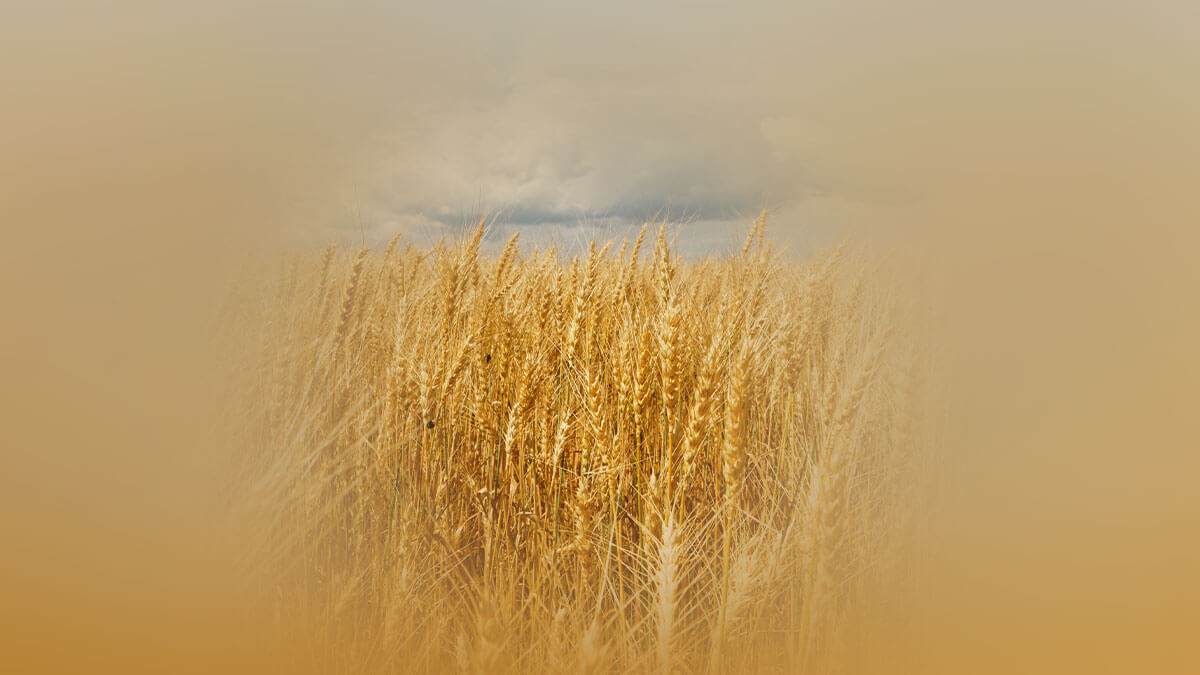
2,1,1199,673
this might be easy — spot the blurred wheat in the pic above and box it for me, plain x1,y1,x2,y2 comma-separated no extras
216,216,930,674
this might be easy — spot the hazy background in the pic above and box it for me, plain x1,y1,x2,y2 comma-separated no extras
3,1,1199,672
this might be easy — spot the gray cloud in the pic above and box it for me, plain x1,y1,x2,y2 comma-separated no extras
309,1,895,249
51,0,1164,255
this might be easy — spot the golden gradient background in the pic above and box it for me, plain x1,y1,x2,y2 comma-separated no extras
2,1,1198,672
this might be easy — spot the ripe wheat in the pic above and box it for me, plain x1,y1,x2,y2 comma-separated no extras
218,217,929,674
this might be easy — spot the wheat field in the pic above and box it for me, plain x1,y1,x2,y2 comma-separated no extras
216,216,931,674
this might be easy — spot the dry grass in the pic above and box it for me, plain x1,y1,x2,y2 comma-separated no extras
216,216,930,674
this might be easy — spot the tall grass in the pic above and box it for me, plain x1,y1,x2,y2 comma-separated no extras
217,217,929,673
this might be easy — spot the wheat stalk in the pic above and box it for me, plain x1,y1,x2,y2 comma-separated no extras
221,216,921,675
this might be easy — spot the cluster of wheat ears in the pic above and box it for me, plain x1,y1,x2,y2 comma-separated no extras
219,215,930,674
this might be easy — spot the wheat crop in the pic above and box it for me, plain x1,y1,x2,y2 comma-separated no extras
216,216,930,674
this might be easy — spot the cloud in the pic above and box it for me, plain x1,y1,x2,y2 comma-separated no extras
346,74,819,242
305,1,900,247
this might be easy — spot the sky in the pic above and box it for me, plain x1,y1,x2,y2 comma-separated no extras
320,0,913,253
2,0,967,253
7,1,1196,254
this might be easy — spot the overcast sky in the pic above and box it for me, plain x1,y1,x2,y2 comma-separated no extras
312,1,904,253
6,1,1198,255
311,0,1200,254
